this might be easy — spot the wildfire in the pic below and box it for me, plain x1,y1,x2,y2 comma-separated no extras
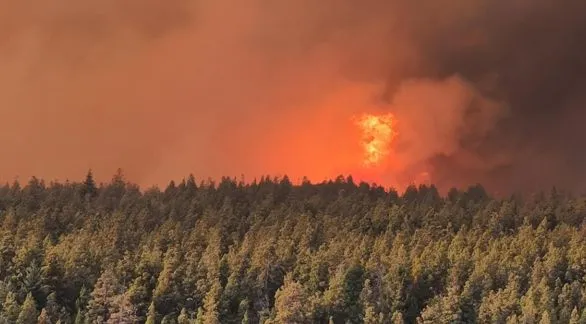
355,113,396,167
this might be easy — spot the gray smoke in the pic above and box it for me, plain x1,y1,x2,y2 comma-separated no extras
0,0,585,193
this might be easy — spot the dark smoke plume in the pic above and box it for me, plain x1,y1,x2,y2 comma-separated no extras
0,0,585,193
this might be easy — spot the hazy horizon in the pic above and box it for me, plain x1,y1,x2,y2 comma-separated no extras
2,0,586,194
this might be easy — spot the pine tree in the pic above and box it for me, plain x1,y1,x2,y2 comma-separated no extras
323,265,345,320
391,311,404,324
478,276,521,324
202,280,221,324
44,292,60,323
342,264,365,323
17,293,38,324
258,308,271,324
74,286,90,324
77,286,91,311
418,286,463,324
38,308,52,324
241,309,249,324
569,308,580,324
272,274,308,323
539,310,552,324
177,308,190,324
520,284,541,324
58,307,71,324
107,292,138,324
194,307,204,324
361,277,382,324
153,247,180,316
22,261,44,303
86,269,121,322
82,170,98,200
505,314,520,324
145,302,157,324
558,283,577,324
125,276,151,320
236,299,249,324
363,305,382,324
3,291,21,322
161,314,177,324
74,311,84,324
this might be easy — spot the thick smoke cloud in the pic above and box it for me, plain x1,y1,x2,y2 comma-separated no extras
1,0,585,193
384,76,507,174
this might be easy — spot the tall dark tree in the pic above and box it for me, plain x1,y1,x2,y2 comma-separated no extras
81,169,98,200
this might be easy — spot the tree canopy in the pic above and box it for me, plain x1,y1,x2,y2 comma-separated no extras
0,172,584,323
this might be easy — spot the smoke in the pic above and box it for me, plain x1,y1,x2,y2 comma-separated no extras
1,0,585,193
387,75,507,171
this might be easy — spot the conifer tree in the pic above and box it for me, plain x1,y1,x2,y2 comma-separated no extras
539,310,552,324
44,292,60,323
342,264,365,322
391,311,404,324
418,286,463,324
241,309,249,324
22,261,44,303
17,293,38,324
363,306,382,324
569,308,580,324
74,286,90,324
82,170,98,200
3,291,21,322
153,247,180,316
161,314,178,324
272,274,308,323
38,308,52,324
177,308,190,324
202,280,221,324
107,292,138,324
74,311,84,324
86,269,121,322
145,302,157,324
323,265,345,320
126,276,151,320
194,307,204,324
58,307,71,324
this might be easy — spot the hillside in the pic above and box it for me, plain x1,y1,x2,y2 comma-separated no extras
0,172,584,323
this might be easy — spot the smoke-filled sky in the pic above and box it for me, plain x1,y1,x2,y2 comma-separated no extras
1,0,586,193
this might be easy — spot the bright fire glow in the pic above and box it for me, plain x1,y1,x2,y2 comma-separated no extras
356,113,396,167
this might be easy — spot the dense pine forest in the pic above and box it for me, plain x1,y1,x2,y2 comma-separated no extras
0,171,584,324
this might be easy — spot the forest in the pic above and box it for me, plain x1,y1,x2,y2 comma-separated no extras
0,171,584,324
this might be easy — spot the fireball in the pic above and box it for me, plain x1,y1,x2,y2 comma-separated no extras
355,113,396,167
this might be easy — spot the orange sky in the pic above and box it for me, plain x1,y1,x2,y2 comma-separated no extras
0,0,547,191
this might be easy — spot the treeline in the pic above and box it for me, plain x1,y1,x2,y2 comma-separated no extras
0,171,584,323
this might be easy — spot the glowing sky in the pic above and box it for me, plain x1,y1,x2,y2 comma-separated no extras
1,0,586,193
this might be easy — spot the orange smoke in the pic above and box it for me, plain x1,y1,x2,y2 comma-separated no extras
355,113,397,167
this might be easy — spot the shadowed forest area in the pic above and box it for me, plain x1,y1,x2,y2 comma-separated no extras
0,171,584,323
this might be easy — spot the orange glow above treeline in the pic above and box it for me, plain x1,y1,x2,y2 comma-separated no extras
350,112,431,190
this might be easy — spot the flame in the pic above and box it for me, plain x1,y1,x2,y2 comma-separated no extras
355,113,397,167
